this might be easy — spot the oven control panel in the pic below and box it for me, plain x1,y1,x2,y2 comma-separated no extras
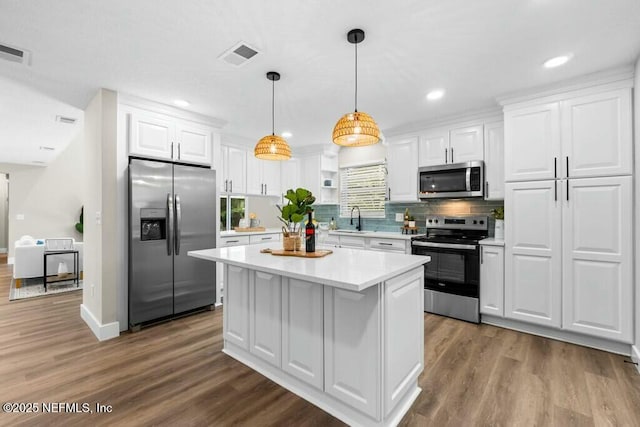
425,215,488,231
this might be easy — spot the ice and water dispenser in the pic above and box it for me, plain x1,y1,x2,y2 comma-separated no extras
140,208,167,241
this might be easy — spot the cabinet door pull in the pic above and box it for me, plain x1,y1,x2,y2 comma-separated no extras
388,188,391,200
171,142,174,159
566,156,569,178
444,148,448,163
225,179,228,192
261,237,271,240
480,248,483,264
554,180,557,201
566,179,569,201
485,181,489,196
264,184,267,195
227,240,239,243
230,180,233,193
178,143,181,160
379,242,393,246
554,157,557,178
451,147,454,163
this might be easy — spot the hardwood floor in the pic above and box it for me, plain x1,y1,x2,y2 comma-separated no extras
0,259,639,426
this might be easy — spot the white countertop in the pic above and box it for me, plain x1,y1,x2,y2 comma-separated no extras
220,228,282,237
327,230,425,240
189,243,429,292
479,237,505,246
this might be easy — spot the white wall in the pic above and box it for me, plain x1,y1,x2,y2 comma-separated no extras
246,196,281,228
634,56,640,366
0,174,7,252
338,143,387,167
82,89,120,339
2,133,84,259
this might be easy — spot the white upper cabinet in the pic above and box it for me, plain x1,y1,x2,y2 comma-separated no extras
175,121,213,166
483,121,504,200
561,88,632,178
504,87,632,182
129,110,174,160
280,158,300,195
504,180,562,328
220,145,246,194
387,136,419,201
418,129,449,166
561,176,633,342
504,102,561,182
448,124,484,164
129,108,215,166
418,124,484,167
246,156,281,196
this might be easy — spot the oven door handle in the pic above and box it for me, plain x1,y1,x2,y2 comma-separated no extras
412,241,477,250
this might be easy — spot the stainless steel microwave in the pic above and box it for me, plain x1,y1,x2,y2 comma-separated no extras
418,161,484,199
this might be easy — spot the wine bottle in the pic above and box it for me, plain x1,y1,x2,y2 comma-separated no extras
305,212,315,252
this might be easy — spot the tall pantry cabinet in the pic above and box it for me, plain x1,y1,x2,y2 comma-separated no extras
503,84,634,343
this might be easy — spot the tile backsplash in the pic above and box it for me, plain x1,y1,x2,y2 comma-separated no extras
314,199,504,236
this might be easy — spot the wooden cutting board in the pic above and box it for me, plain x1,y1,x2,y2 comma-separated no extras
260,248,333,258
234,226,266,232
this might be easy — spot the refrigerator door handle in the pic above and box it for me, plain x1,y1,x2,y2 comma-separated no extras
167,193,173,256
175,194,182,255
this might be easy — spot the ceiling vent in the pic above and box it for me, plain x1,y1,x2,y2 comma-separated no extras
0,43,31,65
56,115,77,125
218,42,259,67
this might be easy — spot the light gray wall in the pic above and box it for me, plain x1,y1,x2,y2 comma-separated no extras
634,56,640,352
0,174,7,252
247,196,281,228
2,133,84,259
82,88,119,328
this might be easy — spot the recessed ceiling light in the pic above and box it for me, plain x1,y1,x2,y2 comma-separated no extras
426,89,445,101
281,131,292,138
543,54,572,68
173,99,190,107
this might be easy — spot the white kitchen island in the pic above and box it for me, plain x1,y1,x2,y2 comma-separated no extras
188,243,429,427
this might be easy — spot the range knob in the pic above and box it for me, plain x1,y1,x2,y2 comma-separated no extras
473,220,477,224
479,220,485,225
428,219,433,223
435,219,439,224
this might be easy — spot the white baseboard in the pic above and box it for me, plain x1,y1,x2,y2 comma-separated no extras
632,345,640,374
482,315,631,356
81,304,120,341
7,256,14,265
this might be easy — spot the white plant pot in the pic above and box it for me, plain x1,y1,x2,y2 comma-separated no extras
494,219,504,240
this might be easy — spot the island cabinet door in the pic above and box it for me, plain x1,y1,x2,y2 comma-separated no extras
324,285,381,419
383,268,424,417
249,271,282,367
223,265,250,350
281,278,324,390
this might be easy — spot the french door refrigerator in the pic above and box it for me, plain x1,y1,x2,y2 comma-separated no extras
129,158,216,329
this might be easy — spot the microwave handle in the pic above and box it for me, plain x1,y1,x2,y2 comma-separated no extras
466,167,471,191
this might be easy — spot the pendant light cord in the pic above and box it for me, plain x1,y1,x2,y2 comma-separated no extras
271,78,275,136
354,41,358,112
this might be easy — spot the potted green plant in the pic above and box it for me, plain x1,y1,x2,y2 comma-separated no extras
75,206,83,234
277,188,315,250
491,207,504,239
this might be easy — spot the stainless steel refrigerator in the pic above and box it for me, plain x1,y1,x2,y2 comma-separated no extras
128,158,216,329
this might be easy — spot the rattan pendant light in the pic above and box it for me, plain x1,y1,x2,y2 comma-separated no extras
332,29,380,147
254,71,291,160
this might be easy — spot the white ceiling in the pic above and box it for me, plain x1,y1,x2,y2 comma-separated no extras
1,0,639,162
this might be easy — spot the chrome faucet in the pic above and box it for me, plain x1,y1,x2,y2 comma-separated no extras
350,206,362,231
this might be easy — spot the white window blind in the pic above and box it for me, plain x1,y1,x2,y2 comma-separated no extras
340,163,386,218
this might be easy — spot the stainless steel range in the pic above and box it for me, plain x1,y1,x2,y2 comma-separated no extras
411,215,488,323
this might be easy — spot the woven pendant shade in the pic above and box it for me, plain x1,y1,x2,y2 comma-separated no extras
254,134,292,160
332,111,380,147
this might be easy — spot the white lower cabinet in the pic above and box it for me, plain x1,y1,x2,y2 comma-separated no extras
480,245,504,317
505,180,562,328
249,271,282,367
223,265,250,349
561,176,633,342
504,176,633,343
324,285,380,418
383,268,423,416
281,278,324,390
